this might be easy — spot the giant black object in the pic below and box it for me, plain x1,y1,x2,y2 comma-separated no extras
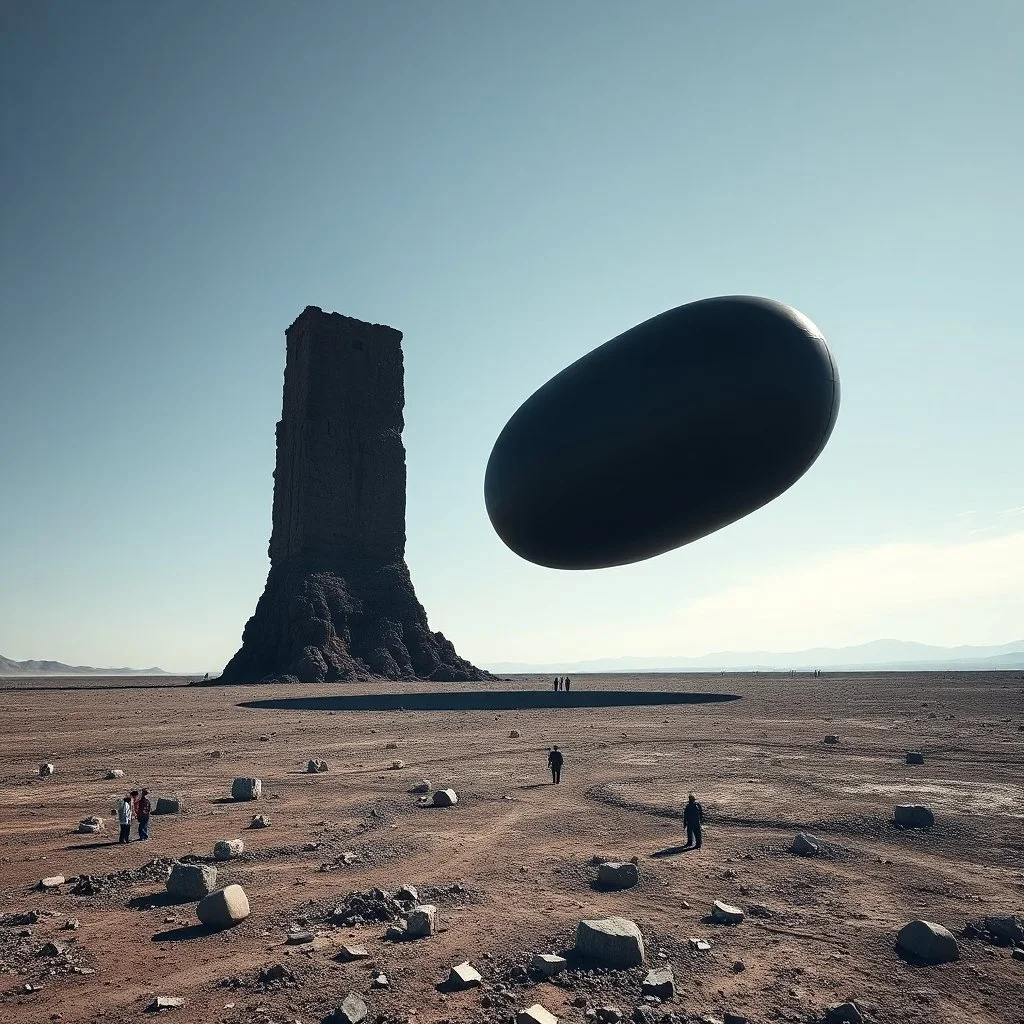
484,295,840,570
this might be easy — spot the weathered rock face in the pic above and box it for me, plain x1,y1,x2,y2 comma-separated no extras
221,307,486,684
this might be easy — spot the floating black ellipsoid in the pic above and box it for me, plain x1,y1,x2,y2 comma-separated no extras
484,295,840,570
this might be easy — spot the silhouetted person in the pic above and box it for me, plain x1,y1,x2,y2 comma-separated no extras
552,677,559,691
564,676,571,691
117,793,133,844
548,745,564,784
137,788,151,840
684,792,705,849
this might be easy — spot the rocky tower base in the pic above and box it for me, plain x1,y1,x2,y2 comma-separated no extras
219,306,487,684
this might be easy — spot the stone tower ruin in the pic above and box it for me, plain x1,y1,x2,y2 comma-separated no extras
220,306,486,683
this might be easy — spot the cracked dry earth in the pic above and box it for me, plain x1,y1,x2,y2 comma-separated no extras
0,672,1022,1024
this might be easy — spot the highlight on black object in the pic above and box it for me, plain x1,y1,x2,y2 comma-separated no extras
484,295,840,569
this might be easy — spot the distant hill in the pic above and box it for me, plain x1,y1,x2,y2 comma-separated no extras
486,638,1024,674
0,655,168,676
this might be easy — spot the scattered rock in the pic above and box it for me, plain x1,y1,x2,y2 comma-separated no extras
894,804,935,828
598,861,640,890
712,900,745,925
213,839,245,861
286,930,315,945
906,751,925,765
823,735,840,744
250,814,271,829
980,915,1024,946
689,938,712,952
372,972,389,988
79,816,104,835
259,734,271,742
724,1014,749,1024
641,966,674,1000
385,742,399,749
39,763,55,777
432,788,459,807
531,953,567,977
448,961,483,989
154,797,180,815
384,924,407,941
147,996,185,1011
325,993,368,1024
389,760,406,769
106,769,124,779
395,885,419,902
824,1002,863,1024
37,941,67,957
516,1005,558,1024
39,876,65,890
896,919,960,964
231,777,262,801
410,780,431,794
791,832,820,856
167,863,217,901
63,919,80,930
406,904,437,938
596,1009,623,1023
196,884,250,929
509,730,521,738
575,916,645,967
307,759,329,773
336,945,370,961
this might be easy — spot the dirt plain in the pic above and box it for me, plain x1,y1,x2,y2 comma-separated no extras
0,671,1022,1024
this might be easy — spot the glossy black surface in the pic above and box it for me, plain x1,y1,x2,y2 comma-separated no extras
485,296,840,569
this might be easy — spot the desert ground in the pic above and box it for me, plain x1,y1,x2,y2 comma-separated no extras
0,672,1022,1024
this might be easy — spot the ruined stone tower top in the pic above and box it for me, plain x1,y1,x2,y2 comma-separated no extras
269,306,407,570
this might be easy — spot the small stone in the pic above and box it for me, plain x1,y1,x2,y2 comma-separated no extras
372,972,389,988
598,861,640,890
531,953,567,977
410,780,431,793
596,1009,623,1023
896,919,960,964
106,769,124,779
823,735,840,744
213,839,245,861
307,759,329,773
196,884,250,929
259,734,271,741
641,966,674,1000
712,900,745,924
509,730,521,738
516,1005,558,1024
286,930,314,944
153,797,180,814
824,1002,863,1024
894,804,935,828
724,1014,750,1024
385,741,399,749
791,832,820,856
37,941,67,957
1012,947,1024,961
79,816,104,834
231,777,261,801
39,875,65,890
326,993,367,1024
63,919,80,930
983,915,1024,945
395,885,419,902
336,945,369,961
249,813,270,828
448,961,483,989
389,759,406,769
690,937,712,951
406,904,437,938
384,924,407,941
39,763,55,777
147,996,185,1011
432,788,459,807
906,750,925,764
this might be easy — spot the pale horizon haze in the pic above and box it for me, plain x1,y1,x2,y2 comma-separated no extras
1,2,1022,672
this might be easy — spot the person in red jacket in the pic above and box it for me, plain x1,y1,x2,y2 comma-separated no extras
136,789,152,840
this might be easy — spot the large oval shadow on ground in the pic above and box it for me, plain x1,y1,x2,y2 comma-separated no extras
239,690,741,713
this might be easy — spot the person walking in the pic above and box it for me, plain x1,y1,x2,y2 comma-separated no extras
117,793,134,845
683,792,705,849
547,745,564,784
137,788,152,840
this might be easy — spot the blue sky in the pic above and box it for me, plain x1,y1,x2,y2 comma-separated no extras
1,1,1022,671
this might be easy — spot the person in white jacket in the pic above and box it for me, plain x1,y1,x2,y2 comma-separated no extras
117,793,133,845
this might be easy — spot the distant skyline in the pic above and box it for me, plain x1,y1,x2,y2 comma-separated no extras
2,2,1022,672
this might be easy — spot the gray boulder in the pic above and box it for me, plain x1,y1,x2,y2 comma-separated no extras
196,884,250,929
575,916,645,967
824,1002,863,1024
516,1006,557,1024
531,953,567,977
106,769,124,780
712,900,745,924
406,904,437,938
410,780,431,794
250,814,270,829
167,863,217,901
307,759,329,773
231,777,261,801
448,961,482,989
791,832,820,856
896,919,959,963
984,914,1024,945
336,945,369,961
432,788,459,807
641,965,675,1000
154,797,180,814
395,885,418,902
147,996,184,1011
79,816,104,834
389,759,406,769
823,735,840,744
39,875,65,889
39,763,55,777
509,730,521,738
905,750,925,765
894,804,934,828
598,861,640,890
326,994,367,1024
213,839,245,861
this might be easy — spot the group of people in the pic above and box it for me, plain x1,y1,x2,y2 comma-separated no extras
117,789,151,844
551,676,572,691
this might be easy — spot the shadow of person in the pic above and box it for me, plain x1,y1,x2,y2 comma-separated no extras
64,840,119,851
650,844,694,858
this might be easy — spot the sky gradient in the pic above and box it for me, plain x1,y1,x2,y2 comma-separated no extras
1,1,1022,671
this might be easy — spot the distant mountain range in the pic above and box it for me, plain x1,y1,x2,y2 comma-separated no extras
486,639,1024,674
0,655,168,676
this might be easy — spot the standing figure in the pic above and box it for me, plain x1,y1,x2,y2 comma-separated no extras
564,676,571,691
553,677,559,691
137,788,152,840
548,745,564,784
684,792,705,849
117,793,134,844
